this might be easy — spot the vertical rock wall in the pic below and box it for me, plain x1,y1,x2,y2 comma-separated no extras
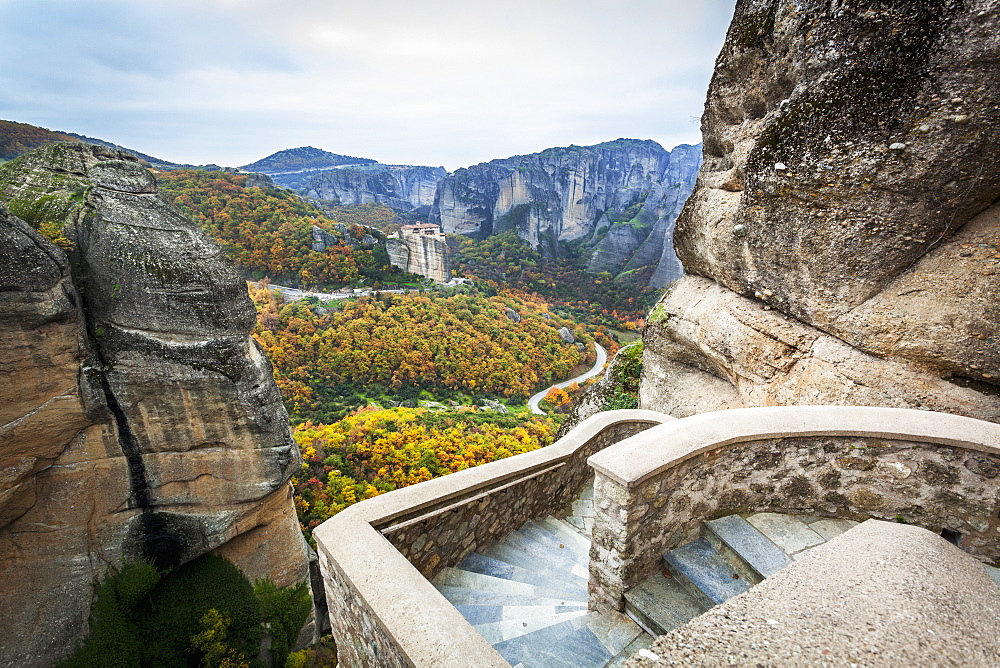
641,0,1000,422
0,143,311,666
386,225,452,283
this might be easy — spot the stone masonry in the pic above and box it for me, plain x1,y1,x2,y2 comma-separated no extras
589,435,1000,612
383,422,654,580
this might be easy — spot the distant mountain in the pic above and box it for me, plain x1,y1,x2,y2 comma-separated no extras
240,147,378,188
428,139,701,287
0,119,210,170
61,132,197,170
0,120,81,161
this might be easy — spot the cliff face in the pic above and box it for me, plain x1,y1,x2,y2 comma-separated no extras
303,164,447,214
641,1,1000,422
0,143,311,665
386,224,451,283
429,139,700,284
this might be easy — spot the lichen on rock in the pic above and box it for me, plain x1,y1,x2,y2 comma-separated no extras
0,143,312,666
642,0,1000,423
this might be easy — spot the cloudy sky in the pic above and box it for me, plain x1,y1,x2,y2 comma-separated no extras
0,0,734,170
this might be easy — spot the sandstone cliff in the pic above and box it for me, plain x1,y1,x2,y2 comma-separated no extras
386,224,452,283
429,139,700,286
0,143,311,666
641,0,1000,423
303,164,447,214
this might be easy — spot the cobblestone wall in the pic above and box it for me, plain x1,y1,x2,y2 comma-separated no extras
316,549,410,668
382,421,653,579
590,436,1000,611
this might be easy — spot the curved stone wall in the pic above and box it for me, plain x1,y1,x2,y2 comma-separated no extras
587,406,1000,611
313,409,672,667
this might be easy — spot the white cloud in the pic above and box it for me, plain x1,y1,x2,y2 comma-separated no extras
0,0,734,169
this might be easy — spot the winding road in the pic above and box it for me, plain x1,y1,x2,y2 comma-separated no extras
528,343,607,415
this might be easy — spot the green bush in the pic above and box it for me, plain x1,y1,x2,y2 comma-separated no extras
65,555,311,668
253,579,312,667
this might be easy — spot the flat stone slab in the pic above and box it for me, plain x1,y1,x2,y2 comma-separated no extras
608,633,654,667
624,572,706,635
808,518,858,541
663,538,751,606
538,517,592,554
704,515,792,578
495,619,613,668
632,521,1000,667
433,584,586,608
745,512,825,555
581,609,644,656
475,610,590,644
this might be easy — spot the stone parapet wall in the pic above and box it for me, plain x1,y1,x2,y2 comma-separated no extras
314,410,672,667
587,406,1000,611
382,420,654,579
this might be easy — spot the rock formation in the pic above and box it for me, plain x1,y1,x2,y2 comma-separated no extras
429,139,700,286
386,223,451,283
303,164,447,215
641,0,1000,423
0,143,311,666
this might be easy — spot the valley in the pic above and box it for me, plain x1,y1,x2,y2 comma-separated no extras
0,118,682,666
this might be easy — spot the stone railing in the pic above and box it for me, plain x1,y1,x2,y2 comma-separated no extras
587,406,1000,612
313,409,672,667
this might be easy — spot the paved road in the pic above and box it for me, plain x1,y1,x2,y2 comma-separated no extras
528,343,608,415
263,283,411,301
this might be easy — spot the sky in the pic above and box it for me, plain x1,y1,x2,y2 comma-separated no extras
0,0,735,171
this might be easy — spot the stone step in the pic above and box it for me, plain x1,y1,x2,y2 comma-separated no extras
434,567,580,601
745,513,825,558
458,552,587,593
607,633,655,667
571,498,595,519
578,484,595,501
493,617,613,668
623,571,707,636
479,543,589,596
537,516,592,554
474,610,590,644
565,514,594,536
433,583,587,607
518,521,590,563
506,528,589,568
662,537,751,608
803,516,859,542
704,515,792,582
432,584,586,608
580,609,645,657
454,603,587,625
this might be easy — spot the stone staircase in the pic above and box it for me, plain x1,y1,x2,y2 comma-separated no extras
434,481,1000,667
432,484,655,667
624,512,859,636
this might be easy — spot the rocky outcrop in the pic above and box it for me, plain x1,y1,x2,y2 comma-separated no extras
0,143,311,666
386,224,451,283
430,139,700,285
641,1,1000,423
303,164,447,214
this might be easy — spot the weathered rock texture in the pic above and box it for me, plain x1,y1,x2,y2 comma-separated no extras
642,0,1000,422
0,143,310,666
304,164,447,214
429,140,700,285
386,223,452,283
